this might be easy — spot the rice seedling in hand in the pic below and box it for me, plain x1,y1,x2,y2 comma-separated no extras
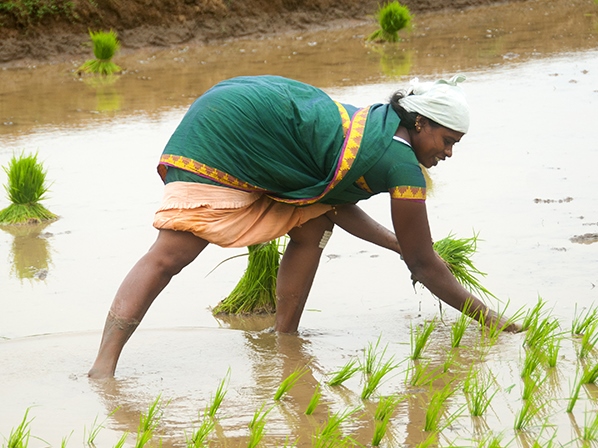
0,152,57,225
274,365,309,401
304,384,322,415
79,29,122,76
410,319,436,360
451,298,474,348
572,303,598,336
479,300,524,345
5,408,33,448
371,395,403,446
134,395,164,448
213,239,284,314
327,358,360,387
463,367,497,417
423,382,455,432
247,403,272,448
208,369,230,417
312,407,360,448
367,1,412,43
432,232,497,300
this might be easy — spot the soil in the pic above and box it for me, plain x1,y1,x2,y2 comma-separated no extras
0,0,520,65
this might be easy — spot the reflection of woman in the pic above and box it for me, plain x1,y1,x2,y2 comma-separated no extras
89,74,518,379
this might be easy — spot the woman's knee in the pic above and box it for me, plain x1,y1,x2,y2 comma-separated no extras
147,230,208,275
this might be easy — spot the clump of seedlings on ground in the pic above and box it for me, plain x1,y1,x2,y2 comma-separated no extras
367,1,413,43
212,238,285,314
79,29,122,76
0,152,57,225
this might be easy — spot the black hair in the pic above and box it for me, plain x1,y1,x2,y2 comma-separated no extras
389,90,441,129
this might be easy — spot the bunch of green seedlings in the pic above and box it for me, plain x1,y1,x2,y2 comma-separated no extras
6,299,598,447
367,1,413,43
431,232,497,301
79,29,122,76
212,238,285,314
0,152,57,225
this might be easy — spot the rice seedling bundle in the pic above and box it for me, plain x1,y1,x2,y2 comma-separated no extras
79,29,122,76
0,152,57,225
432,232,496,301
367,1,412,43
212,239,284,315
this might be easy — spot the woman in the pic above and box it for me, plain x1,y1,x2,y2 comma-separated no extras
88,74,517,379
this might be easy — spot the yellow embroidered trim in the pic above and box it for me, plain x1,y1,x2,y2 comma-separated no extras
390,186,426,201
270,106,370,205
158,154,268,192
335,101,351,136
355,176,373,193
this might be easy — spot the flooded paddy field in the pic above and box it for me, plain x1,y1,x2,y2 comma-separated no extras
1,0,597,446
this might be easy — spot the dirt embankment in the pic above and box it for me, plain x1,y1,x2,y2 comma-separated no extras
0,0,514,64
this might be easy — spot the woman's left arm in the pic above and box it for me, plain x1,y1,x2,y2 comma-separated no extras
390,198,519,332
326,204,402,254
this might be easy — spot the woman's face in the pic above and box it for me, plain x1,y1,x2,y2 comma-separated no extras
411,117,465,169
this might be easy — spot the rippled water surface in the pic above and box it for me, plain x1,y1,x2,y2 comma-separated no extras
1,0,597,446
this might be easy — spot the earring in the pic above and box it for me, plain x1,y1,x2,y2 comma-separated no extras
415,122,422,132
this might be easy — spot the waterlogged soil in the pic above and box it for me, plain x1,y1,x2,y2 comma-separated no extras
1,0,598,446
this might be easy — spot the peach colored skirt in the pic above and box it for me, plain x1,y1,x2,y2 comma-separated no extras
153,182,332,248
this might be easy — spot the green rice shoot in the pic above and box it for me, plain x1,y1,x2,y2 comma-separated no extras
79,29,122,75
367,1,412,43
410,319,436,360
423,382,455,432
208,369,230,418
572,303,598,336
186,408,215,447
0,152,57,225
274,365,309,401
361,357,398,400
304,384,322,415
372,395,402,446
135,395,164,448
212,238,285,315
432,232,496,301
6,408,33,448
247,403,271,448
327,358,360,387
451,298,474,348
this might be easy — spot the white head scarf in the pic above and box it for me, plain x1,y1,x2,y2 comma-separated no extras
398,74,470,133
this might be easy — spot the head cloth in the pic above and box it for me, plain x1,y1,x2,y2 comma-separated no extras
398,74,470,133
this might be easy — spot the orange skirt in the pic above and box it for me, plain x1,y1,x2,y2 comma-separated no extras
153,182,332,248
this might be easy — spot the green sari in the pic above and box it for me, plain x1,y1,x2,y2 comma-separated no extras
158,75,406,205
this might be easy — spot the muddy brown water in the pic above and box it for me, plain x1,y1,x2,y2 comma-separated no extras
1,0,597,446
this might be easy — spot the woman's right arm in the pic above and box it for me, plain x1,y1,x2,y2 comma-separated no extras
390,197,519,331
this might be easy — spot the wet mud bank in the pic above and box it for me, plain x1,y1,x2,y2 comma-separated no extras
0,0,527,65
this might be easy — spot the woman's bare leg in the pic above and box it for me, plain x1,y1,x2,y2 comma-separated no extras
88,229,208,378
274,214,334,333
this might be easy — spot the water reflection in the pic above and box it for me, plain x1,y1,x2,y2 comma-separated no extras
82,75,123,113
0,0,596,140
1,222,54,280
